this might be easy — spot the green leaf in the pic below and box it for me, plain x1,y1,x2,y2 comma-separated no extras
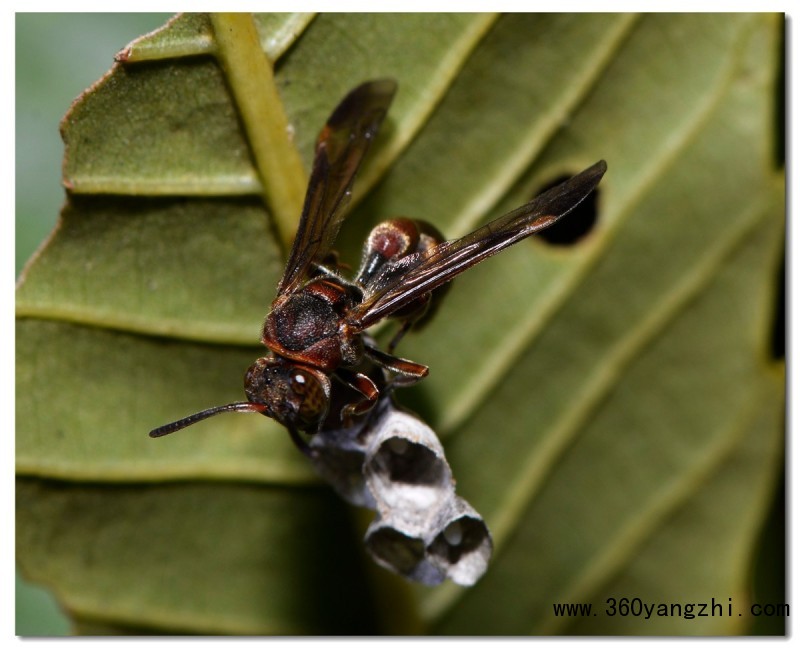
16,13,784,635
16,480,379,634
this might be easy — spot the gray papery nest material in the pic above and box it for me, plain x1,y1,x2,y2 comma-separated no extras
309,398,492,586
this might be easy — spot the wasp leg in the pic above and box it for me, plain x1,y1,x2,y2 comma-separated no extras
386,316,418,355
288,426,316,458
385,291,432,354
364,345,429,387
335,369,381,426
310,251,351,280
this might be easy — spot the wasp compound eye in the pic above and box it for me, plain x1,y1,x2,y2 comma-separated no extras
290,368,330,428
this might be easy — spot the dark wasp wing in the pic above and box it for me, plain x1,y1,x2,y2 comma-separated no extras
348,160,607,330
277,79,397,295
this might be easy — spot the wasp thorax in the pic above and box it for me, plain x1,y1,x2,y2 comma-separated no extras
244,357,330,433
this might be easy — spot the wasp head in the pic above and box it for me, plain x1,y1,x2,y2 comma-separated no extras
244,356,331,434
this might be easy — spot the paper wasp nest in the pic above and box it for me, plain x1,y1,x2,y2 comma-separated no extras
309,398,492,587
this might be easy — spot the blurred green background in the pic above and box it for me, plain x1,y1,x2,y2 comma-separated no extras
15,13,173,635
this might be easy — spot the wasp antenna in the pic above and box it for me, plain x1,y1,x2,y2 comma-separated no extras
149,402,267,438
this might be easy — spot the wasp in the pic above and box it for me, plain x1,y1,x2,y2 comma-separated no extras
150,79,606,455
